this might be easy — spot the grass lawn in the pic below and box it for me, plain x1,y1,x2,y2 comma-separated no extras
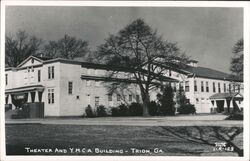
5,124,243,156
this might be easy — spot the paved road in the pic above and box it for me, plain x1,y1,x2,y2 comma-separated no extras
5,114,243,127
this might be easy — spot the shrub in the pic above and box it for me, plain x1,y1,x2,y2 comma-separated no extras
85,105,96,118
178,104,196,114
225,112,243,120
148,101,160,116
96,105,107,117
118,104,129,116
111,107,120,117
129,102,143,116
157,85,175,116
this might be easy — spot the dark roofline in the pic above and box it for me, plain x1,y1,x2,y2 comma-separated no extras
81,75,178,85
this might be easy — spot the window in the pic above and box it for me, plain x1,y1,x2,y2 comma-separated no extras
136,95,140,103
5,74,8,85
129,95,132,102
233,84,236,92
229,84,231,92
237,84,240,92
194,80,197,92
117,94,121,101
201,81,204,92
173,83,177,92
218,83,221,93
37,69,40,82
48,89,54,104
185,81,189,92
95,97,100,107
48,66,54,79
213,82,216,93
68,82,73,94
108,94,112,101
206,81,209,92
179,82,184,91
224,83,226,92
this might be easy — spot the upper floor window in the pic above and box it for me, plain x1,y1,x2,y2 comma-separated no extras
117,94,121,101
237,84,241,92
129,95,133,102
95,96,100,107
38,70,41,82
68,81,73,94
185,81,189,92
136,95,140,103
48,66,54,79
233,84,236,92
48,88,54,104
206,81,209,92
108,94,112,101
201,81,204,92
213,82,216,93
179,82,184,91
224,83,226,93
229,84,231,92
5,74,8,85
194,80,197,92
218,83,221,93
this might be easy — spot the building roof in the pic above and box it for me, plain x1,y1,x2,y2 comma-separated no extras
184,66,238,81
209,92,243,99
7,55,242,82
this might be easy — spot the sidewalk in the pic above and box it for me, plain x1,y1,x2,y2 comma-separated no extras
5,114,243,127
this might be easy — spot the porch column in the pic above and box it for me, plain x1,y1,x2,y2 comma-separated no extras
224,99,227,108
210,100,214,113
8,94,16,110
214,100,217,108
27,92,32,102
34,91,39,102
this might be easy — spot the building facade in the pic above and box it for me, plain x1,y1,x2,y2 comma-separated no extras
5,56,243,116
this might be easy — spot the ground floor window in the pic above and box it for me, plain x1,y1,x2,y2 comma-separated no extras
48,89,54,104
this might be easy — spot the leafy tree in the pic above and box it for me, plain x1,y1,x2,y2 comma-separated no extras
157,84,175,115
43,34,90,59
5,30,42,67
97,19,188,116
230,38,243,80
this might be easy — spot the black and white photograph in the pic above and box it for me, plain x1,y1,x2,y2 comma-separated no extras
0,1,249,161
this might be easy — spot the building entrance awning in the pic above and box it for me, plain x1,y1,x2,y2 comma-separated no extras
5,85,45,94
209,92,243,101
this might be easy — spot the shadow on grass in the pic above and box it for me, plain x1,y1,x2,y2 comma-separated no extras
154,126,243,156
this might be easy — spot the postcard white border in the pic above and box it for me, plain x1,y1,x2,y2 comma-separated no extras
1,1,249,161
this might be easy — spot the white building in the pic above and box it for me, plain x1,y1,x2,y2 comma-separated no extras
5,55,243,117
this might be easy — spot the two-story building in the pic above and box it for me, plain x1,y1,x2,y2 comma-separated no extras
5,55,243,117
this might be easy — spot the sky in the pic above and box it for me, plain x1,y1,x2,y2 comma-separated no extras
5,6,243,73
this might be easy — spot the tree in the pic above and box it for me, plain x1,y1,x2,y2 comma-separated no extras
43,34,90,59
96,19,188,116
157,84,175,115
5,30,42,67
230,38,243,80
